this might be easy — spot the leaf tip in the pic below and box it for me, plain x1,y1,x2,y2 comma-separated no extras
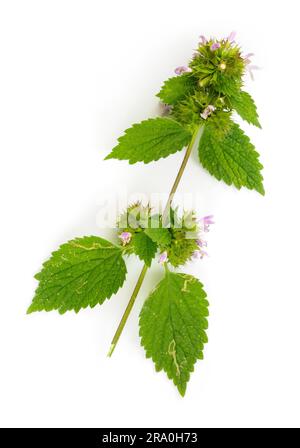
177,384,187,397
256,183,265,196
26,304,35,315
104,153,113,161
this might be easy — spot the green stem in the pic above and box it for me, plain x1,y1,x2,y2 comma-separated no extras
107,125,201,357
107,264,148,356
162,126,200,226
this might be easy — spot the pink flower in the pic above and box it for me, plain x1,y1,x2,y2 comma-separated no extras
200,250,208,259
174,66,192,75
199,215,215,232
192,250,208,260
192,251,202,259
227,31,237,43
199,35,207,45
210,42,221,51
160,103,172,115
158,251,168,264
243,53,259,80
203,215,215,225
244,53,254,61
246,64,260,80
200,105,216,120
119,231,132,245
196,239,207,248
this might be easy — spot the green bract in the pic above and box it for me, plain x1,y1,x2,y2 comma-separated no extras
117,204,201,268
132,232,157,267
189,38,245,94
157,74,197,105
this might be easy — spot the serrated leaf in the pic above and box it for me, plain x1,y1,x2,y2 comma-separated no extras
216,75,241,97
139,272,209,396
157,75,196,105
28,236,127,314
105,118,191,164
144,227,172,246
132,232,157,267
230,91,261,128
198,120,265,195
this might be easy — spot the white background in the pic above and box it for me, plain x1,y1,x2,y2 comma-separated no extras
1,0,299,429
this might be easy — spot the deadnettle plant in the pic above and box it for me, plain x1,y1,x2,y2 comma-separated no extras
28,32,264,396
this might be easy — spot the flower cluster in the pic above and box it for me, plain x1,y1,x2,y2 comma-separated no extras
117,203,214,267
169,32,256,133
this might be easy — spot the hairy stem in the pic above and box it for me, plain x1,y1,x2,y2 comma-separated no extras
107,125,202,357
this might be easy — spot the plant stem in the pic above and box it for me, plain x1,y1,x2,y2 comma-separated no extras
107,125,201,357
107,263,148,357
162,126,200,225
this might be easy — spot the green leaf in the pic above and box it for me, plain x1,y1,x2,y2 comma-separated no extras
105,118,191,164
215,75,241,97
144,227,172,246
157,75,196,105
27,236,127,314
132,232,157,267
198,120,265,195
230,91,261,128
139,272,209,396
